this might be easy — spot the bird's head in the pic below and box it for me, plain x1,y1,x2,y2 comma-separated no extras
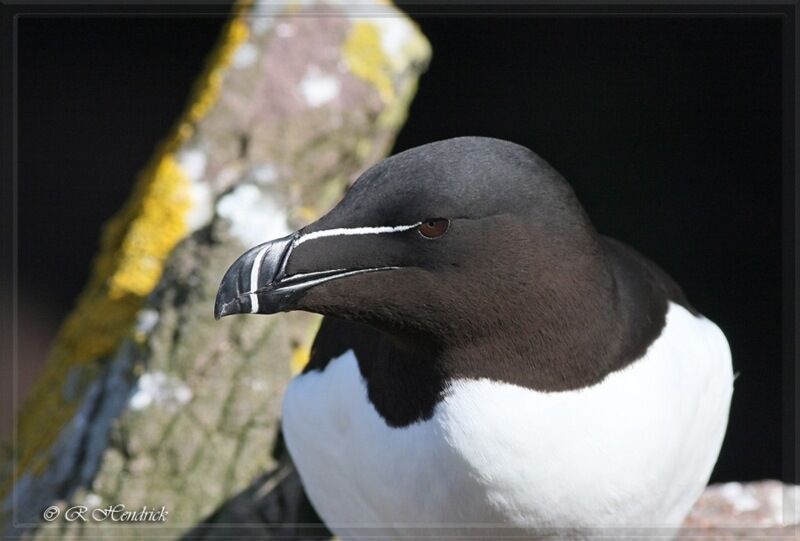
215,136,604,347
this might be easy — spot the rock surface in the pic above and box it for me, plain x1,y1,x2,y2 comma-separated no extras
680,480,799,539
1,2,429,538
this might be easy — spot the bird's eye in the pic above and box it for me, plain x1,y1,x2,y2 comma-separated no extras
418,218,449,239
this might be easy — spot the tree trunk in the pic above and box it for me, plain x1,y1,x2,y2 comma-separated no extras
2,2,430,538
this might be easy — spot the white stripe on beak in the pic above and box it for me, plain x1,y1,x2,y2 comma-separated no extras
249,244,270,313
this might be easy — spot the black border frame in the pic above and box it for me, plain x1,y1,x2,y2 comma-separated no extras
0,0,796,536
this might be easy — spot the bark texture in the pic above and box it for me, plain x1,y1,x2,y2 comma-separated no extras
2,2,430,538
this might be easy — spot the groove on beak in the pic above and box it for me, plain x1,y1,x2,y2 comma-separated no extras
214,234,295,319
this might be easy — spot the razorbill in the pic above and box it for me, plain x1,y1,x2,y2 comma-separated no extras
215,137,734,539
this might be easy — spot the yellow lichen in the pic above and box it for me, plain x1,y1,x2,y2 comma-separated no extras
5,3,251,495
289,315,323,374
343,21,396,104
107,155,192,299
290,346,311,375
185,17,249,127
293,205,318,224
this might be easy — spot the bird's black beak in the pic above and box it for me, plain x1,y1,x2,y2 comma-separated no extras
214,234,298,319
214,229,403,319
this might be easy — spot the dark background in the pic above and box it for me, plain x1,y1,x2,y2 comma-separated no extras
9,8,785,483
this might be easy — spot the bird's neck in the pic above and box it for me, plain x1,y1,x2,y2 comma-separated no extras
434,237,632,391
354,233,675,426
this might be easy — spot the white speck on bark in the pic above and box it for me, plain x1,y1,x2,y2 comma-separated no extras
233,43,259,69
187,181,214,232
719,482,761,512
276,22,295,38
129,372,193,411
216,184,290,247
134,309,159,335
251,164,279,185
251,16,272,35
374,18,414,64
345,10,417,70
250,0,282,36
299,65,340,108
177,149,207,182
215,164,240,188
177,148,214,232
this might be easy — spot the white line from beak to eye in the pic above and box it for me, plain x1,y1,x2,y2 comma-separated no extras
293,223,421,246
249,244,270,313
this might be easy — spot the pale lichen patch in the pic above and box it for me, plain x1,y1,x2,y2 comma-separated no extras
719,482,761,513
372,17,415,69
129,372,193,411
186,181,214,233
233,42,259,69
299,65,340,107
251,15,273,36
216,184,290,248
176,148,207,182
251,163,278,185
276,22,295,38
134,309,159,341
